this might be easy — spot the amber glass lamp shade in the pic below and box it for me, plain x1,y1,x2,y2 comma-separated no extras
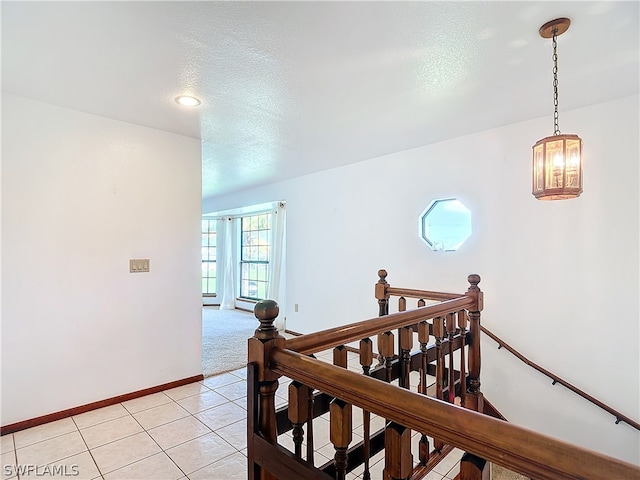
532,133,583,200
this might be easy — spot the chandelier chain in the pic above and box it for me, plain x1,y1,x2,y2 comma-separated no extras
552,31,560,135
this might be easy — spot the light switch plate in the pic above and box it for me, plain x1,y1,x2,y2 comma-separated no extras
130,259,150,273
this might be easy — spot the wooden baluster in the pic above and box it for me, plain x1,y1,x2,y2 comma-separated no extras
333,345,348,369
433,316,444,400
383,422,413,480
446,312,457,404
248,300,285,480
360,338,373,480
288,381,309,459
330,398,352,480
466,274,484,413
417,321,429,395
398,296,406,312
375,269,390,316
417,320,430,466
432,316,445,452
360,338,373,376
378,331,394,383
459,452,490,480
399,325,412,389
332,345,351,477
376,269,390,368
417,297,426,394
457,309,468,408
397,296,407,380
306,354,316,465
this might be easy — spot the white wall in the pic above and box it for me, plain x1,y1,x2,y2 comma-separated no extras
203,95,639,464
1,94,202,425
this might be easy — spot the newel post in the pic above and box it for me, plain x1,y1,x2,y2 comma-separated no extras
465,274,484,413
375,269,390,316
460,275,489,480
248,300,286,480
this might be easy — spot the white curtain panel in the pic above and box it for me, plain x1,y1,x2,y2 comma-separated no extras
267,202,286,330
219,217,238,310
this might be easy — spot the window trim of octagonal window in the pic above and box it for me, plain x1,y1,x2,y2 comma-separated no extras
419,198,472,252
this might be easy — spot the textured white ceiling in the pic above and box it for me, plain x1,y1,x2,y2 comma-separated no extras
2,1,638,200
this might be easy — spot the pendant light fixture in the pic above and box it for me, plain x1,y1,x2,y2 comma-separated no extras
532,18,583,200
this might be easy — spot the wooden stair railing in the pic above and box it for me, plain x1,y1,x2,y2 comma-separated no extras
250,273,479,480
375,270,482,473
250,329,640,479
248,314,640,480
375,270,481,407
247,272,640,480
481,325,640,431
269,347,640,479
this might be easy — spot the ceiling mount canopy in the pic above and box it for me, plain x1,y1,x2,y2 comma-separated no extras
539,17,571,38
532,17,583,201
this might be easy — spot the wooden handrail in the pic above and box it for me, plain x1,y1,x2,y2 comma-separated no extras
286,296,474,354
386,286,461,301
481,325,640,431
269,347,640,480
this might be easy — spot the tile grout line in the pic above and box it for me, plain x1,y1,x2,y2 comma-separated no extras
71,415,104,480
130,385,232,478
125,404,190,480
156,389,247,480
84,413,157,478
6,447,17,480
74,390,207,479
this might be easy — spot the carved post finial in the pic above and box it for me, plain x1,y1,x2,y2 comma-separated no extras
378,269,388,282
467,274,481,291
466,274,483,312
254,300,279,339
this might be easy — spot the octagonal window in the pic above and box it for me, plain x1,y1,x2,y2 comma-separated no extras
420,198,472,251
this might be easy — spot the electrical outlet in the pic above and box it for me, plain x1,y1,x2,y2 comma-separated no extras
294,304,299,312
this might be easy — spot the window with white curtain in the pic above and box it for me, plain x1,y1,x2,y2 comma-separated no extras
209,201,285,322
239,213,271,300
201,219,217,295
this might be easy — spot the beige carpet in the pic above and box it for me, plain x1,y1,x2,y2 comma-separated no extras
492,463,530,480
202,306,257,377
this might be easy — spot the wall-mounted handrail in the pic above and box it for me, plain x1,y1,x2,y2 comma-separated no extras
286,296,474,355
269,347,640,480
481,325,640,431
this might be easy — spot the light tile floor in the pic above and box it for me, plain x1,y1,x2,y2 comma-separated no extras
1,350,463,480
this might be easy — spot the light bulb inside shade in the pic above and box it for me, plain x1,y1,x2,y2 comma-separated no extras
553,153,564,169
568,153,579,169
175,95,201,107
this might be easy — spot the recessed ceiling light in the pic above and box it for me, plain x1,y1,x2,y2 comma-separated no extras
175,95,201,107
